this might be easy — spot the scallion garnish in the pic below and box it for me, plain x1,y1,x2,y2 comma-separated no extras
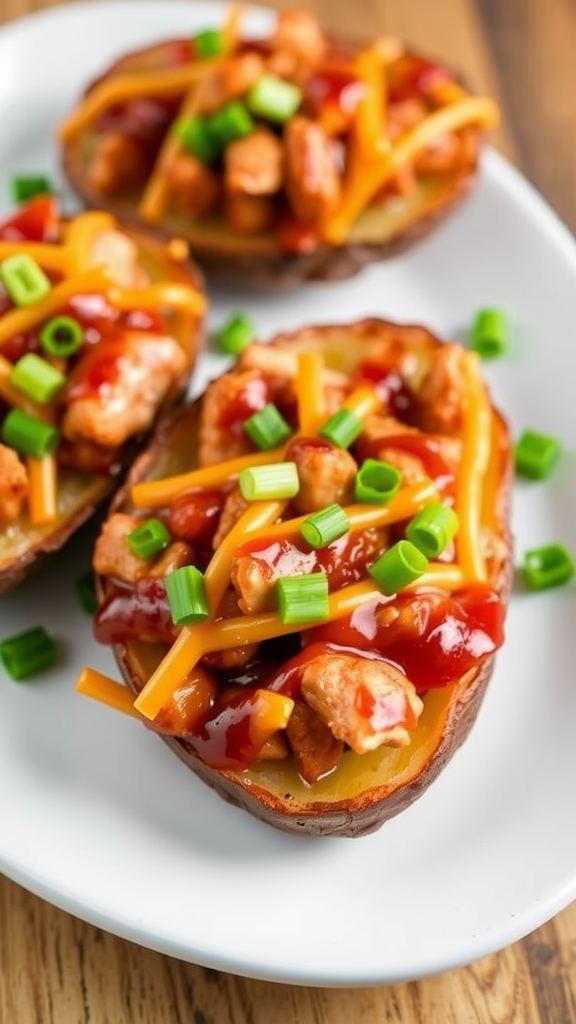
0,253,51,307
300,503,350,549
165,565,210,626
368,540,429,595
277,572,330,625
470,308,508,359
175,115,219,164
194,27,225,59
127,518,172,559
319,408,363,449
207,101,254,148
1,408,60,459
238,461,299,501
354,459,402,504
216,311,255,356
247,74,302,123
243,403,292,451
39,315,84,357
11,174,54,204
0,626,57,680
523,544,575,591
10,353,66,405
515,429,562,480
405,502,460,559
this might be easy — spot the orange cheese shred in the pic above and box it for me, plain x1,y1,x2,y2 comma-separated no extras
63,210,117,274
131,447,286,509
342,385,382,420
26,455,57,525
76,668,142,720
296,350,326,434
454,350,491,582
353,44,389,159
204,498,288,612
0,241,67,271
108,281,206,318
221,4,246,52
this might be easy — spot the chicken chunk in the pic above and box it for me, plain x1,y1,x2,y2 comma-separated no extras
203,52,265,112
0,445,28,523
198,369,269,467
225,191,276,234
212,486,249,550
271,9,326,66
90,229,149,289
225,129,284,195
93,513,155,583
301,653,423,754
89,132,148,197
63,330,187,448
287,438,357,514
286,699,343,784
415,344,465,434
167,153,220,218
284,117,342,225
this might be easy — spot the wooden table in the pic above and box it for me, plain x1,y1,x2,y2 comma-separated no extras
2,0,576,1021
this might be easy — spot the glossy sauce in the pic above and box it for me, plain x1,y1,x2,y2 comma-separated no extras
95,578,177,647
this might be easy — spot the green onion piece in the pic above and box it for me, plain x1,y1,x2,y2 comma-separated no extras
243,403,292,451
216,312,256,355
319,408,363,449
470,308,508,359
405,502,460,559
300,503,350,549
39,315,84,357
354,459,402,504
368,540,429,596
207,101,254,148
277,572,330,625
165,565,210,626
515,429,562,480
127,518,172,559
194,27,225,58
0,253,51,307
1,408,60,458
239,461,299,501
175,115,219,163
10,353,66,405
11,174,54,203
76,570,98,616
523,544,575,591
0,626,57,680
247,74,303,123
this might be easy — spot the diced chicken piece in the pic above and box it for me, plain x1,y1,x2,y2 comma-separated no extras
198,369,269,467
89,132,148,197
361,414,418,445
167,153,221,218
90,228,149,289
414,132,460,175
271,9,326,66
93,513,155,583
357,414,462,484
149,541,195,578
0,445,28,523
284,116,342,225
287,438,357,514
224,191,276,234
63,331,187,449
203,52,265,112
301,653,423,754
225,129,284,195
57,438,120,476
416,344,465,434
212,486,249,550
286,699,343,784
375,591,446,638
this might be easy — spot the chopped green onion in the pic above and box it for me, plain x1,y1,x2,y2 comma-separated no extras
0,626,57,680
207,101,254,149
515,429,562,480
277,572,329,625
405,502,460,559
300,503,350,549
243,403,292,451
216,311,256,355
10,353,66,405
247,74,303,123
39,315,84,357
76,570,98,616
1,408,60,458
0,253,51,307
368,540,429,596
319,408,363,449
470,308,508,359
175,115,219,164
11,174,54,203
194,27,225,58
354,459,402,504
165,565,210,625
239,461,299,501
523,544,575,591
127,518,171,559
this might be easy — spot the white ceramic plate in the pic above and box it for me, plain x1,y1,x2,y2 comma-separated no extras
1,0,576,988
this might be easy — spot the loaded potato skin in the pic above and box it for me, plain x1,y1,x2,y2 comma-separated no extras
59,8,499,288
82,319,512,838
0,195,205,594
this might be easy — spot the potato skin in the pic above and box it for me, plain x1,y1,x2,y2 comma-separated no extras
61,38,482,290
0,225,205,597
101,318,512,838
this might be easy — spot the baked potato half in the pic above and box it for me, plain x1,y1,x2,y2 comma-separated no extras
0,194,205,595
59,7,499,288
81,318,512,838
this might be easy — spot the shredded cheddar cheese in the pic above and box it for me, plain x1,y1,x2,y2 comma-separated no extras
0,241,67,271
64,210,117,274
454,350,491,582
204,498,288,611
353,44,389,159
296,351,326,435
77,667,143,719
109,281,206,317
26,455,57,525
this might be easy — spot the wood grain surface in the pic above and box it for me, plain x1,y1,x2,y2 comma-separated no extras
2,0,576,1021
